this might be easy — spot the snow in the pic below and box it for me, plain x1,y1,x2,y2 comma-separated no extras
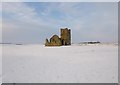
0,44,2,84
1,43,118,83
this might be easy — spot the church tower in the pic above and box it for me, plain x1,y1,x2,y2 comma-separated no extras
60,28,71,45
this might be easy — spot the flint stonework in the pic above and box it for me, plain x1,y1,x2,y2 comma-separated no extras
45,28,71,46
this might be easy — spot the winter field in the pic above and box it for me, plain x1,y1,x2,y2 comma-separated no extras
1,43,118,83
0,44,2,84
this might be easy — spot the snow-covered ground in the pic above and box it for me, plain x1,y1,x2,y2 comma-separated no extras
1,43,118,83
0,44,2,84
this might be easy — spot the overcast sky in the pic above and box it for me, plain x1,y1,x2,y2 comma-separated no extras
2,2,118,44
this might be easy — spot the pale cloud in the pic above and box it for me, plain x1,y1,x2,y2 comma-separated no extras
2,2,48,43
2,2,55,30
3,2,38,24
2,2,118,43
1,0,119,2
0,2,2,43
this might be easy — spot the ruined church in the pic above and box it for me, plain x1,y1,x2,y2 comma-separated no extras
45,28,71,46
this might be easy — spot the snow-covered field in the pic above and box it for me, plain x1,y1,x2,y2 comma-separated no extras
0,44,2,84
1,43,118,83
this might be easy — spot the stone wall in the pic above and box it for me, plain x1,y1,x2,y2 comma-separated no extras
45,28,71,46
61,28,71,45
